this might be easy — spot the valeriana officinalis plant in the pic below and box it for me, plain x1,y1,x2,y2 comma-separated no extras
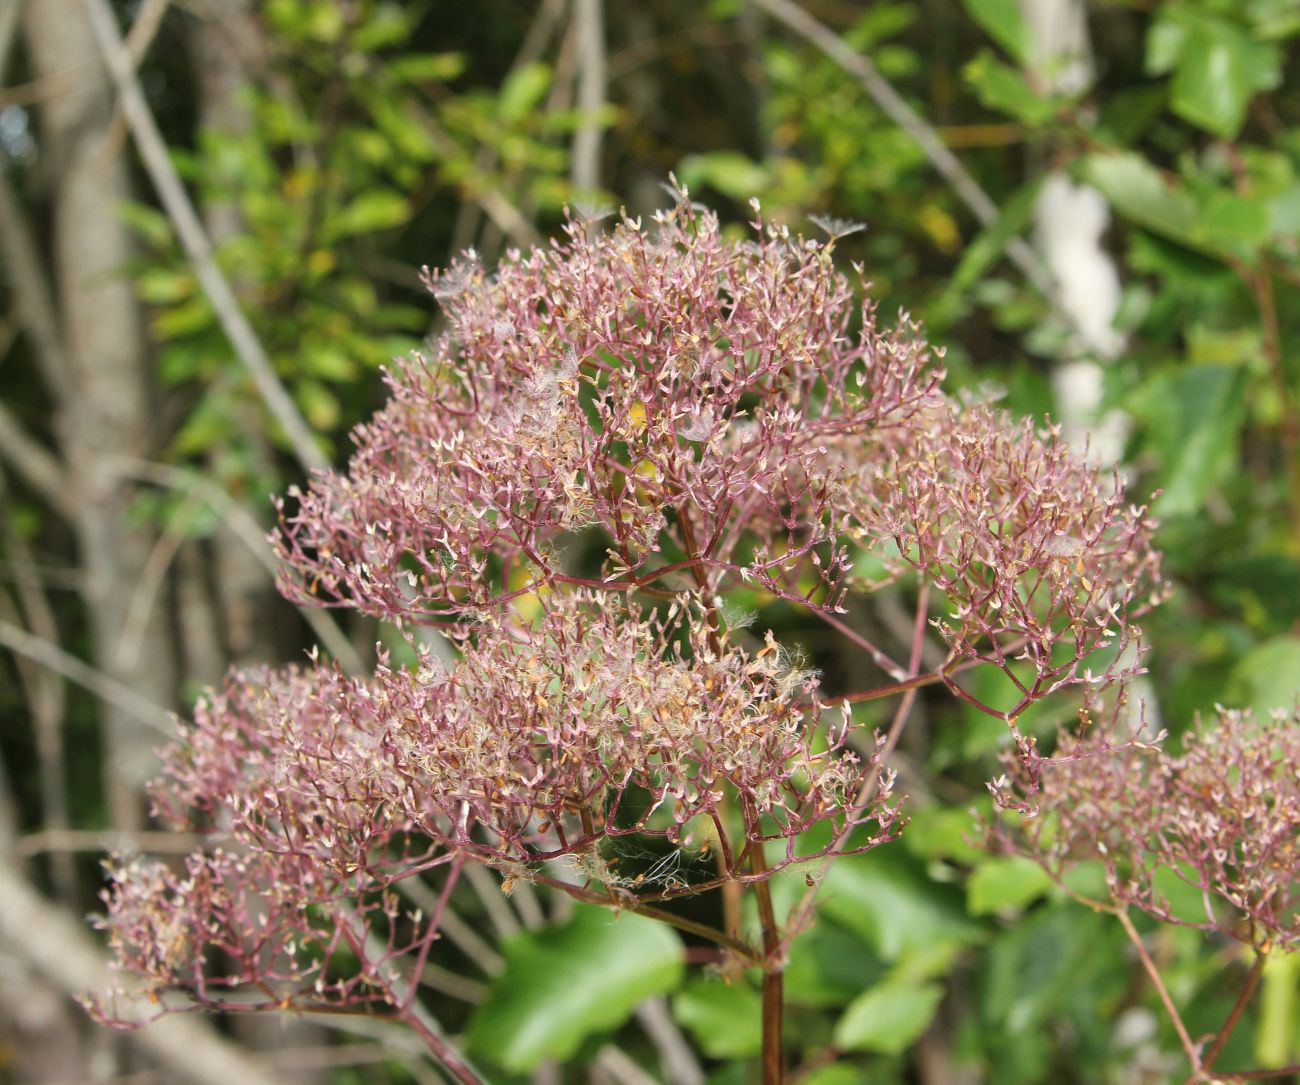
90,186,1171,1084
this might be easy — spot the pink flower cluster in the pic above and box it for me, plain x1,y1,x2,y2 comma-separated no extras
96,189,1167,1027
95,592,897,1012
992,698,1300,950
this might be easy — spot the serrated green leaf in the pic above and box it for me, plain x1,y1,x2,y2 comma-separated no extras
671,978,762,1059
834,980,944,1054
968,856,1053,916
960,0,1029,62
467,905,684,1072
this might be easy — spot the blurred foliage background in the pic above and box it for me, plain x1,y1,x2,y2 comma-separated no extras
0,1,1297,1083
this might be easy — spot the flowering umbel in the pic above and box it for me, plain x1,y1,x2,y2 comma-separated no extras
991,697,1300,951
93,188,1166,1070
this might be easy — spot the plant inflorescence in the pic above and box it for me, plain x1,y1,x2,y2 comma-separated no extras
92,188,1206,1083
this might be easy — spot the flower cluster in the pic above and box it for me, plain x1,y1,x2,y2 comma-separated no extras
95,592,897,1013
274,194,944,620
275,192,1162,711
991,699,1300,950
842,401,1165,714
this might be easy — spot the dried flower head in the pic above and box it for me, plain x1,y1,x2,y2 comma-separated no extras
991,698,1300,950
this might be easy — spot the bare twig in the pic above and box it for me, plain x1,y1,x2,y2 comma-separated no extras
635,998,705,1085
571,0,607,191
113,457,364,673
0,619,174,736
80,0,328,475
0,173,72,394
0,402,74,519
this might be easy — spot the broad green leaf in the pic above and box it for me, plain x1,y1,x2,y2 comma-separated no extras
903,804,985,865
1083,153,1198,247
964,52,1057,126
498,62,552,122
1151,864,1210,926
784,918,886,1008
1166,16,1281,137
467,905,684,1072
671,978,762,1059
968,856,1053,916
1136,363,1246,517
1226,637,1300,716
834,980,944,1054
982,905,1114,1033
819,852,980,961
960,0,1029,62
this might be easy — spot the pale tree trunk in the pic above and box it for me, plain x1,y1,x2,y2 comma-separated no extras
23,0,176,830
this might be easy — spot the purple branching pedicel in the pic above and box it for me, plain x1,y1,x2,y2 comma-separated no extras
92,189,1173,1082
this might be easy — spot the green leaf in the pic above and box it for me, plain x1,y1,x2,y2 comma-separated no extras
964,52,1056,125
498,62,552,123
1165,16,1281,138
834,980,944,1054
960,0,1029,62
677,152,771,200
784,919,886,1008
136,267,196,305
968,856,1053,916
327,190,410,239
467,905,684,1072
818,852,981,962
1135,364,1246,517
798,1067,868,1085
1083,153,1198,247
1226,637,1300,716
671,978,762,1059
387,52,466,84
117,201,175,249
948,177,1044,297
